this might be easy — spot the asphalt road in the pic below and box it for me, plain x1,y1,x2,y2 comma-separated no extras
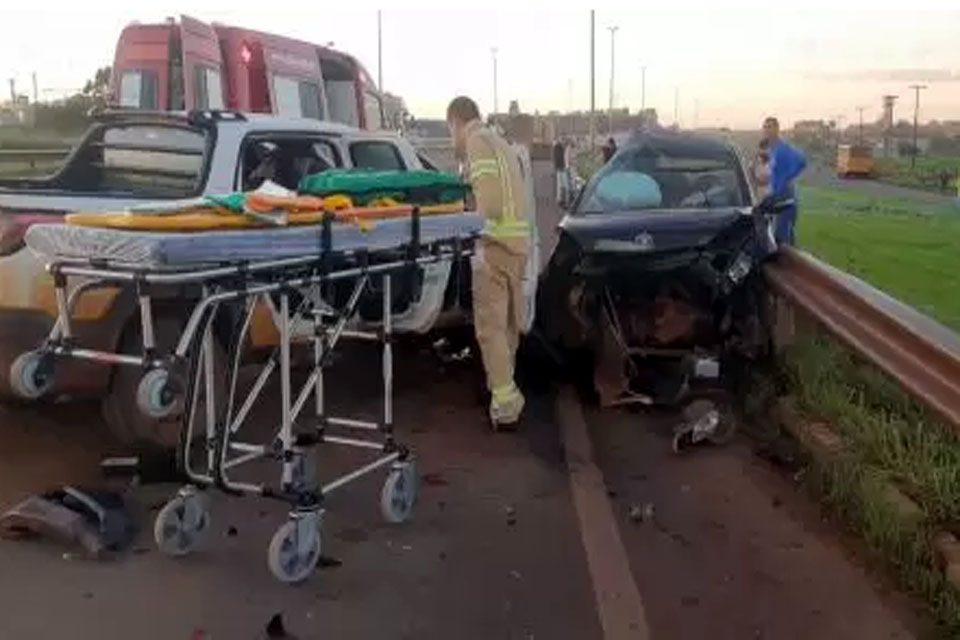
0,160,931,639
800,162,956,205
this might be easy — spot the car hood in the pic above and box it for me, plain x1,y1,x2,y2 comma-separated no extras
558,207,752,255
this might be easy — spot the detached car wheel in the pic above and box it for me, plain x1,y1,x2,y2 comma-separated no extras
102,314,226,450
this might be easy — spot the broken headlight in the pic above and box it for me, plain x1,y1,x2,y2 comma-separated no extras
726,250,753,285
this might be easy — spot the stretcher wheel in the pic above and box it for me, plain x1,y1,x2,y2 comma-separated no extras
136,368,178,419
267,519,322,583
9,350,54,400
380,460,418,524
153,490,211,557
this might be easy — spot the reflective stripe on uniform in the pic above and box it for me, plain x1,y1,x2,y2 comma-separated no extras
485,217,530,238
470,158,500,182
492,382,522,404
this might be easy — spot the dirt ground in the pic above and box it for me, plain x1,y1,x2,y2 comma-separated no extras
0,160,934,639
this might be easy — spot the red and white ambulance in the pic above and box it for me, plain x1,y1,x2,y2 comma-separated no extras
110,15,388,130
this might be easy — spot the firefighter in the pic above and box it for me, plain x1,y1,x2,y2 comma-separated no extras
447,96,530,429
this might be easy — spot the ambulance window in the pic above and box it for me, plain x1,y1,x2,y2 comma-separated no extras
350,141,405,171
194,66,224,110
363,91,383,130
119,70,158,109
273,76,322,119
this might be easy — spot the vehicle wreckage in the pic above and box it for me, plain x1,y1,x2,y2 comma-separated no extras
537,130,788,449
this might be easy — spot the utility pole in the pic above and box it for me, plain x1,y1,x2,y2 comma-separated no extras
909,84,927,168
491,47,499,116
589,10,595,152
376,11,383,92
834,113,845,148
640,64,646,113
856,105,867,145
607,25,618,134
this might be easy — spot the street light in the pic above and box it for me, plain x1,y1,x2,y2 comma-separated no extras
855,105,867,146
673,86,680,128
377,10,383,92
607,25,618,134
640,64,647,113
909,84,927,168
491,47,499,116
589,10,595,151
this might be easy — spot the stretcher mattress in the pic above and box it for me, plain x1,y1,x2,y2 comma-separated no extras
25,212,484,268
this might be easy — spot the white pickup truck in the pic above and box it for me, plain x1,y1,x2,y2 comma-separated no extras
0,109,538,447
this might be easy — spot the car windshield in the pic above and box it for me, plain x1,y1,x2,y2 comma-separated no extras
578,136,747,214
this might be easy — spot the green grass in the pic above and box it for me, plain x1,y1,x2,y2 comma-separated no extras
783,334,960,636
797,184,960,330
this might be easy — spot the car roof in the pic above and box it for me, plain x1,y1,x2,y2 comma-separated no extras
622,128,739,160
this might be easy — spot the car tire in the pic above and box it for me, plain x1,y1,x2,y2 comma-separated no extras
102,313,226,450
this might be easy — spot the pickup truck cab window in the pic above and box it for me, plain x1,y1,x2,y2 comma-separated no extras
97,125,207,197
349,141,405,171
239,134,342,191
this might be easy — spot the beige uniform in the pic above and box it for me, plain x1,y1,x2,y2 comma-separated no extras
463,120,531,417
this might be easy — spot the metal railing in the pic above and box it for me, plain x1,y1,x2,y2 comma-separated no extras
764,247,960,434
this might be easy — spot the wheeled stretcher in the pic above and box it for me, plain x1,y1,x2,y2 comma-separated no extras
13,208,482,582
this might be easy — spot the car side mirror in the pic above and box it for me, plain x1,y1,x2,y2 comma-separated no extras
755,195,795,215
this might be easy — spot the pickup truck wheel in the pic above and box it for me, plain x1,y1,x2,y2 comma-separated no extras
102,314,225,450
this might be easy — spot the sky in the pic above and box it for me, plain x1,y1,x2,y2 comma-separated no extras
3,1,960,130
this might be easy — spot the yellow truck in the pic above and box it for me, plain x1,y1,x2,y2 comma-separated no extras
836,144,874,178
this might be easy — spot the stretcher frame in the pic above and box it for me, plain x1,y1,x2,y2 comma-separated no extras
18,210,477,581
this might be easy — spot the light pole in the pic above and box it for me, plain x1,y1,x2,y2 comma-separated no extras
589,10,595,151
856,105,867,146
909,84,927,168
607,25,618,134
377,10,383,92
640,64,646,113
491,47,499,116
673,86,679,128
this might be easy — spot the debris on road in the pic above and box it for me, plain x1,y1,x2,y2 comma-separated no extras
265,612,295,639
0,486,135,558
672,399,736,453
628,502,655,524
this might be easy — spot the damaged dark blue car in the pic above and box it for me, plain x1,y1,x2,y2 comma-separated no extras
537,130,789,449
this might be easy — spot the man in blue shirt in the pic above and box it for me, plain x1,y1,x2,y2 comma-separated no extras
762,116,807,245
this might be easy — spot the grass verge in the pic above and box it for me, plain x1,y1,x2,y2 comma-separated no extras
796,184,960,331
780,331,960,637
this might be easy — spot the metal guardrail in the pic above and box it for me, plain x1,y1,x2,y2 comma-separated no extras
764,247,960,434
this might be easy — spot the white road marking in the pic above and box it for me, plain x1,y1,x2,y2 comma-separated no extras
558,386,651,640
